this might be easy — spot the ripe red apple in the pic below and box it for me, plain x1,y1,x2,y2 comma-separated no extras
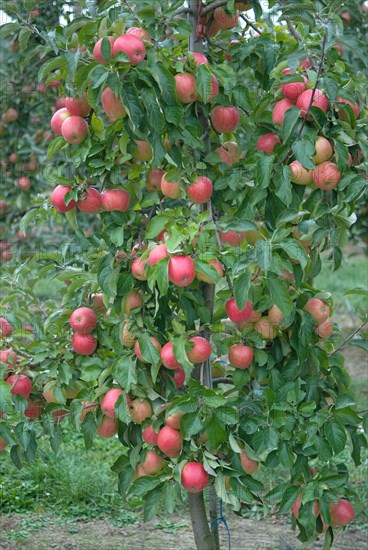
124,290,143,314
289,160,313,185
149,244,169,266
71,333,97,355
220,230,246,246
134,336,161,362
312,161,341,190
173,367,185,388
228,344,254,369
303,298,330,324
272,99,294,126
97,415,118,438
142,423,159,445
161,173,181,198
131,256,148,281
166,412,184,430
336,96,359,119
18,176,31,191
50,108,71,135
93,36,115,63
9,152,18,163
268,305,283,325
77,187,101,213
157,425,183,458
313,136,333,164
296,89,329,118
255,316,278,340
190,52,209,65
240,449,259,474
1,108,18,123
256,133,281,154
211,106,239,133
61,116,89,144
126,27,151,42
215,147,234,166
6,374,32,398
101,189,130,211
132,140,153,162
112,34,146,65
0,317,13,337
0,349,17,367
181,462,209,493
70,307,97,334
24,400,43,419
315,318,333,339
292,494,320,518
168,256,196,286
160,342,182,370
187,336,211,363
330,499,355,527
27,159,39,171
186,176,213,204
101,87,127,118
65,94,91,117
51,185,77,213
129,399,152,424
175,73,198,103
0,437,8,452
226,297,253,323
280,69,308,102
101,388,123,418
196,258,224,283
146,168,164,192
214,7,239,29
142,450,164,474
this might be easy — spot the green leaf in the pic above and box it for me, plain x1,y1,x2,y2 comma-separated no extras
349,339,368,352
282,107,300,142
150,64,176,104
206,414,227,447
101,36,112,62
47,136,66,158
110,226,125,247
0,22,20,39
234,273,251,310
196,64,212,103
180,412,203,438
140,88,165,132
276,240,308,269
324,422,347,454
0,379,12,414
145,215,169,239
255,240,272,273
256,155,274,189
292,140,316,170
266,277,293,315
138,333,161,365
121,82,143,128
144,488,162,521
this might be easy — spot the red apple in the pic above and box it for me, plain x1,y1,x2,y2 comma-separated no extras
280,69,308,102
161,173,181,198
255,316,278,340
214,7,239,29
126,27,151,42
0,437,7,451
160,342,182,370
215,146,234,166
211,106,239,133
71,333,97,355
268,305,283,325
101,189,130,211
50,108,71,135
187,336,211,363
132,140,153,162
0,349,17,367
226,297,253,323
312,161,341,190
336,96,359,119
101,87,127,118
65,94,91,117
149,244,169,266
196,258,224,283
228,344,254,369
272,99,294,126
142,450,164,474
190,52,209,65
304,298,330,324
289,160,313,185
93,36,115,63
296,89,329,118
0,200,8,214
313,137,333,164
292,494,320,519
61,116,89,144
157,425,183,458
9,152,18,163
24,400,43,418
129,399,152,424
131,256,148,281
315,318,333,339
330,499,355,527
77,187,101,213
173,367,185,388
134,336,161,362
18,177,31,191
181,462,209,493
175,73,198,103
256,133,281,154
80,400,98,422
186,176,213,204
146,168,164,192
142,423,159,445
97,415,118,437
124,290,143,314
219,230,246,246
70,307,97,334
168,255,196,286
6,374,32,398
51,185,77,213
2,108,18,123
101,388,123,418
0,317,13,337
112,34,146,65
240,449,259,474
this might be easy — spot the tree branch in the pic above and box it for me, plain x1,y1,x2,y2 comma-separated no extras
329,321,368,356
240,14,262,35
286,19,301,42
201,0,228,16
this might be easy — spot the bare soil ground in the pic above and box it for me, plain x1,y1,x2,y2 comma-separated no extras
0,513,367,550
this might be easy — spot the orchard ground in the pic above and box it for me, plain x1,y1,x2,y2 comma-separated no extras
1,249,367,549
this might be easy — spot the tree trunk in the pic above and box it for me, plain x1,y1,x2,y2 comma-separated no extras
189,492,215,550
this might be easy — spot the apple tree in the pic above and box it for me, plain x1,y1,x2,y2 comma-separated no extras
0,1,367,549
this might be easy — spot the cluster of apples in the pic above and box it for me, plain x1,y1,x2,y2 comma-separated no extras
50,94,91,144
293,494,355,529
51,184,130,214
69,306,98,355
0,240,13,262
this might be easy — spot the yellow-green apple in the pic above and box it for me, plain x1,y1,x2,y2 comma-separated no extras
226,297,253,323
93,36,115,63
6,374,32,398
330,499,355,527
112,34,146,65
129,399,152,424
161,173,181,198
121,322,135,348
97,415,118,437
132,140,153,162
289,160,313,185
240,449,259,474
315,318,333,339
101,87,127,118
174,73,198,103
131,256,148,281
50,108,71,135
181,462,209,493
279,68,308,102
157,425,183,457
256,133,281,154
187,336,211,363
24,399,43,418
61,116,89,144
211,106,239,133
142,450,164,474
142,423,159,445
268,304,283,325
272,99,294,126
77,187,101,213
101,388,123,418
100,189,130,211
303,298,329,324
42,382,58,403
65,94,91,117
214,7,239,29
70,307,97,334
173,367,185,387
149,244,169,266
160,341,182,369
134,336,161,362
168,255,196,286
126,27,151,42
219,230,246,246
255,316,278,339
196,258,224,283
146,168,164,192
312,137,333,164
296,89,329,118
123,290,143,314
312,161,341,190
228,344,254,369
71,333,97,355
186,176,213,203
0,317,13,337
